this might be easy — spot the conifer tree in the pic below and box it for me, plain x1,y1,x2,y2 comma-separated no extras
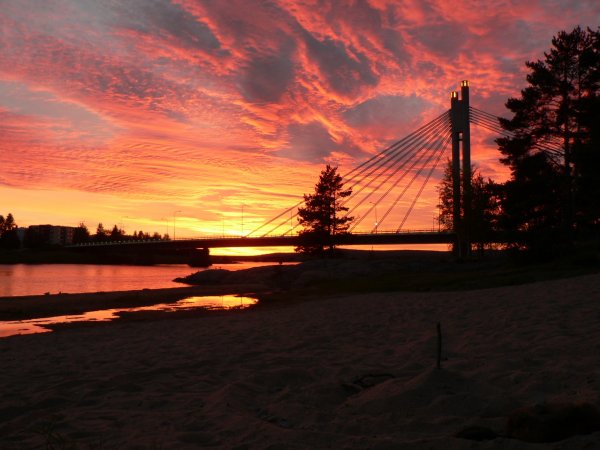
94,223,107,242
73,222,90,244
498,26,600,240
0,213,20,249
296,165,353,255
110,224,124,241
437,160,501,253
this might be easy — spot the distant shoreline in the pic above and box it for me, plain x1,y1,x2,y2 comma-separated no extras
0,247,306,265
2,247,598,324
0,249,456,323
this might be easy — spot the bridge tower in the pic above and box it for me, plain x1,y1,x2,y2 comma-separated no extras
450,80,471,257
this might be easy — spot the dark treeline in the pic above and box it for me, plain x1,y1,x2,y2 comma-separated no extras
0,213,19,250
76,223,170,244
438,26,600,256
0,214,170,250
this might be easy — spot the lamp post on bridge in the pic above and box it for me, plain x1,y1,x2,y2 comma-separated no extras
241,203,245,237
160,218,169,239
120,216,129,235
369,202,378,234
173,210,182,240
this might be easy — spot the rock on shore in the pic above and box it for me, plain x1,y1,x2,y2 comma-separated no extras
174,256,447,289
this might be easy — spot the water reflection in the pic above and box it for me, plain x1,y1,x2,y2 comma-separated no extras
0,262,297,297
0,295,257,338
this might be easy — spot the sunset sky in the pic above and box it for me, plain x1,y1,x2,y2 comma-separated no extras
1,0,599,241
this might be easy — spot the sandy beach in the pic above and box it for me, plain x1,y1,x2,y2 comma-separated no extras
1,272,600,448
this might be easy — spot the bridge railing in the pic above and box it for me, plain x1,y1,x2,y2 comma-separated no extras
68,238,166,247
67,229,453,247
172,229,449,240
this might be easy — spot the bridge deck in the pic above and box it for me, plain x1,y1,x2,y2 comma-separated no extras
69,231,456,250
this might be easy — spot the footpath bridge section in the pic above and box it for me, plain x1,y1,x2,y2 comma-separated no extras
69,231,457,251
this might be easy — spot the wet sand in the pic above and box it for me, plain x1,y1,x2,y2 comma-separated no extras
0,283,264,321
1,273,600,448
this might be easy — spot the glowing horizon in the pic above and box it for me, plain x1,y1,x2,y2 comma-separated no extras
1,1,599,240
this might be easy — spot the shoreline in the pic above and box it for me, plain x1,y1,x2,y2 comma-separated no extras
2,249,599,323
0,283,266,321
0,251,454,322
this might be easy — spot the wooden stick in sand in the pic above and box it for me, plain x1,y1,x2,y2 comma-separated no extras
436,322,442,369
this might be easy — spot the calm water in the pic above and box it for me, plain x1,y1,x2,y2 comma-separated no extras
0,262,281,297
0,295,258,338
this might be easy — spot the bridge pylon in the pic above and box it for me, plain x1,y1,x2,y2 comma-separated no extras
450,80,472,257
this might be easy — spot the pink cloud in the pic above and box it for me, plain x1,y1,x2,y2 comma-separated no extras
1,0,599,233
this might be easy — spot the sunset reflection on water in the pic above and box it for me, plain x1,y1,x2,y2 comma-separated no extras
0,295,258,338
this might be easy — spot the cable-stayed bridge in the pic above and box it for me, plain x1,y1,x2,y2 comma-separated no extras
70,81,561,258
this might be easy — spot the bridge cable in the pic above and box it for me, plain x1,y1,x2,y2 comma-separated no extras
469,115,564,168
395,134,451,232
470,109,563,153
218,104,572,238
352,118,450,229
371,123,451,231
348,119,452,231
469,113,563,155
256,111,451,237
246,200,304,237
342,112,451,189
343,114,451,227
469,107,564,156
271,116,447,238
470,107,564,146
340,112,451,207
342,110,451,182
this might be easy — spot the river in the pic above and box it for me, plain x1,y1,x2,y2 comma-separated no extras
0,262,280,297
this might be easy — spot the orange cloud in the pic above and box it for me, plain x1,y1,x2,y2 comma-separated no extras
1,0,598,238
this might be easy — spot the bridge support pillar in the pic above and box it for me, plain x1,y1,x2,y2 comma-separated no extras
188,247,211,267
450,81,472,258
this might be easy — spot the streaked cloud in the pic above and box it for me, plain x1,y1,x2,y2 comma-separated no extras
1,0,598,235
